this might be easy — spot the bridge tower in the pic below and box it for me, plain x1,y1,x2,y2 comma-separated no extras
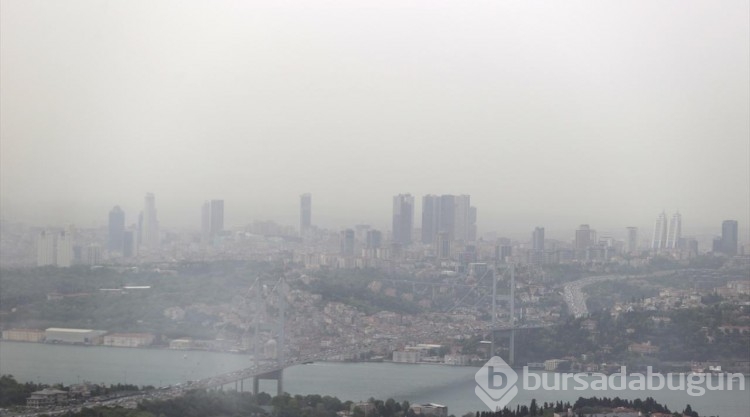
252,277,286,396
490,263,516,366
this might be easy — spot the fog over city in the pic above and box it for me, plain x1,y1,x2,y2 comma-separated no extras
2,3,750,417
1,1,748,236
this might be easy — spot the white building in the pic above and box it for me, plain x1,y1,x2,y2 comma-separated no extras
56,231,73,267
45,328,107,345
37,231,56,266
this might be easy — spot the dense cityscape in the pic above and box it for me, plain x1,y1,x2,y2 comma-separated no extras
2,1,749,416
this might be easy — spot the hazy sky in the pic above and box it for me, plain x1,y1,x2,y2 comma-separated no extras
1,0,748,236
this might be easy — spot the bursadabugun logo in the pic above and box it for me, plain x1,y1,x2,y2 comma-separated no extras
475,362,746,411
475,356,518,411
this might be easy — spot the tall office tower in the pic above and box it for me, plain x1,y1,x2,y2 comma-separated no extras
392,194,414,245
421,195,440,244
532,227,545,252
366,230,382,249
122,229,138,258
651,211,668,250
453,195,471,242
575,224,591,251
438,194,456,239
36,230,56,266
721,220,739,255
469,206,477,242
340,229,355,256
300,193,312,237
108,206,125,253
201,199,225,242
436,231,451,259
56,230,73,267
141,193,160,249
210,200,224,235
626,227,638,254
666,212,682,249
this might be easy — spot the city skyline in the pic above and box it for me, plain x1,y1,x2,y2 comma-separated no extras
3,193,748,243
1,1,748,234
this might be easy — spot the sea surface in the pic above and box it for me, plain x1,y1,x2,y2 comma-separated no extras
1,341,748,416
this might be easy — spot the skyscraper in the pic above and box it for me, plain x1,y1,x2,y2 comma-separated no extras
438,194,455,240
141,193,160,249
436,231,451,259
575,224,591,251
666,212,682,249
210,200,224,235
469,206,477,242
300,193,312,237
36,230,56,267
340,229,355,256
201,199,225,243
108,206,125,253
421,195,440,244
532,227,545,252
421,194,476,244
721,220,738,256
56,230,73,267
626,227,638,254
122,228,138,258
651,211,668,250
366,230,382,249
454,195,471,242
392,194,414,246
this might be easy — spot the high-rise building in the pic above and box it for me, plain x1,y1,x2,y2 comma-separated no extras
366,230,382,249
392,194,414,245
210,200,224,235
454,195,471,242
469,206,477,242
340,229,355,256
141,193,160,249
575,225,591,251
122,228,138,258
532,227,545,252
436,231,451,259
36,230,56,267
666,212,682,249
300,193,312,237
108,206,125,253
721,220,738,256
626,227,638,254
651,211,668,250
201,199,225,243
421,194,476,244
421,195,440,244
56,230,73,267
438,195,455,240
